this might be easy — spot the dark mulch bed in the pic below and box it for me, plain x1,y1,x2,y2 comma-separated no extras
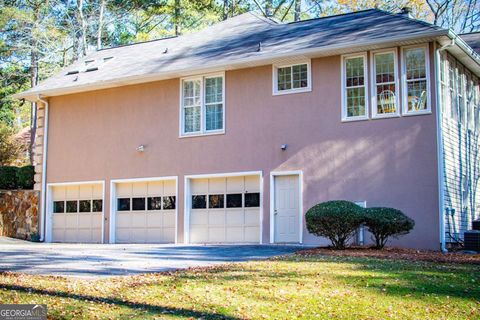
296,246,480,265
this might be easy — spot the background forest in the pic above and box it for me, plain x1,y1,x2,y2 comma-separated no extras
1,0,479,165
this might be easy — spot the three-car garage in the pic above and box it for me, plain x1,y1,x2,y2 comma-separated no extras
46,172,263,244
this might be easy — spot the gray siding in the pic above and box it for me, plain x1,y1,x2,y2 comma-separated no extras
440,52,480,245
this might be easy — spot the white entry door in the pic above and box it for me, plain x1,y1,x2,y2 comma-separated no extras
274,175,300,243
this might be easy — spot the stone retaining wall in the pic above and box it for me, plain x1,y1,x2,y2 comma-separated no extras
0,190,40,240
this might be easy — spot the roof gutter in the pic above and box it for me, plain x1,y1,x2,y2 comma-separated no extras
435,37,455,253
448,29,480,64
36,95,49,243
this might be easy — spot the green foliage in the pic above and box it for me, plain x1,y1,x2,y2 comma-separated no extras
17,165,34,189
0,166,18,190
0,122,21,166
305,200,364,249
364,207,415,249
0,165,34,190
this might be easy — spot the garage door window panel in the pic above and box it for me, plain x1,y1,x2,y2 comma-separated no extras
53,201,65,213
245,193,260,207
118,198,130,211
192,195,207,209
163,196,176,210
79,200,91,212
132,198,146,211
92,199,103,212
226,194,242,208
209,194,225,209
147,197,162,210
66,200,78,213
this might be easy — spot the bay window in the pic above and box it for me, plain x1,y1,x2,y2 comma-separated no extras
371,49,399,118
181,74,224,136
342,53,368,120
402,45,430,114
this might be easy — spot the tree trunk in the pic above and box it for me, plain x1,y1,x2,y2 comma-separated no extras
97,0,106,50
223,0,229,20
29,3,41,165
77,0,87,56
265,0,273,17
294,0,301,21
174,0,181,36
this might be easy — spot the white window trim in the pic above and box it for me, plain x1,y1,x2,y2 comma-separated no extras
179,72,226,137
272,60,312,95
370,48,400,119
341,52,369,122
401,44,432,116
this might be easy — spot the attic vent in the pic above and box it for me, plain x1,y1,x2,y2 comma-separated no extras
103,56,113,62
66,70,79,75
86,67,99,72
85,59,95,66
162,48,168,54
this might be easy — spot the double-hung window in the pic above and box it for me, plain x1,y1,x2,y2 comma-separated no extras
342,53,368,120
181,73,224,136
273,61,311,95
371,49,399,118
402,45,430,114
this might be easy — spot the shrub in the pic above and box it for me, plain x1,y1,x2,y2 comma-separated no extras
306,200,364,249
0,166,18,189
17,165,34,189
364,207,415,249
0,165,35,190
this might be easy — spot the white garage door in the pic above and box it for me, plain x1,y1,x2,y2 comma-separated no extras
189,175,260,243
51,183,103,243
115,180,176,243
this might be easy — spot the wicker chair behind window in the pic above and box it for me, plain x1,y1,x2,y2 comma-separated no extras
379,90,396,114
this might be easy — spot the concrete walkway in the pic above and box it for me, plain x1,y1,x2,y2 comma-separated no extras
0,241,301,278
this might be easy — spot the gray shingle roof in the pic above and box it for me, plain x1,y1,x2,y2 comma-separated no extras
460,32,480,54
17,9,448,99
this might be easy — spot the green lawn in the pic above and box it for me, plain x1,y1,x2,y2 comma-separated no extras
0,254,479,319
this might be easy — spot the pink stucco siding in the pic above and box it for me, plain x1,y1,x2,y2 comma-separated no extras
45,47,440,249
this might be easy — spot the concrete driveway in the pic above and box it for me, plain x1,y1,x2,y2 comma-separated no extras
0,241,301,277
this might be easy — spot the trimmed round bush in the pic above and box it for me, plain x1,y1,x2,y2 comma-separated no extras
17,165,34,189
306,200,364,249
364,207,415,249
0,166,18,189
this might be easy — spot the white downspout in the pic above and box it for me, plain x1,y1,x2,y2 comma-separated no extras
435,38,455,253
37,95,49,242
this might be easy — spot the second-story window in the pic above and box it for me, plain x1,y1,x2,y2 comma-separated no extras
273,61,311,95
181,73,224,136
342,53,368,121
402,46,430,114
372,49,399,118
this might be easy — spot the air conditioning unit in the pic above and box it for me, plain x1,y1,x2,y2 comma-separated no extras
472,219,480,231
464,231,480,252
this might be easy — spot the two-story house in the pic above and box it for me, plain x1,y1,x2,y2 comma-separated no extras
14,8,480,250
